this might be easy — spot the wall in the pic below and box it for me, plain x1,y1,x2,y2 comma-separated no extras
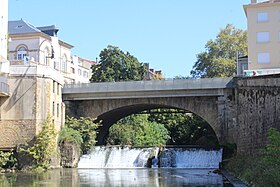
231,75,280,154
0,0,8,60
0,76,64,149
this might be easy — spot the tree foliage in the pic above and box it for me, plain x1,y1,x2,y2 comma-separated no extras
148,109,218,146
22,115,57,169
107,114,170,146
0,150,16,169
64,116,100,154
90,45,147,82
191,24,247,78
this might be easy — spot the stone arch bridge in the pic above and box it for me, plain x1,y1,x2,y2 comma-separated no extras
63,75,280,154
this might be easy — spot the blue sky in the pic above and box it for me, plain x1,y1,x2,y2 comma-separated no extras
9,0,249,78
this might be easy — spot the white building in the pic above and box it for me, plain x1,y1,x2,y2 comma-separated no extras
70,56,95,83
0,0,9,74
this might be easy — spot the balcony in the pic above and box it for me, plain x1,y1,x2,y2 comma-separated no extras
10,60,65,85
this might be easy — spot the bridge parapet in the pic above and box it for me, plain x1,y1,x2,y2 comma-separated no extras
63,78,234,100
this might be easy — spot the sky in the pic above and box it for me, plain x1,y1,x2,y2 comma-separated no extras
8,0,249,78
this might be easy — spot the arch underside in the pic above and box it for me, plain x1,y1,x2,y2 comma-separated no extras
72,96,221,145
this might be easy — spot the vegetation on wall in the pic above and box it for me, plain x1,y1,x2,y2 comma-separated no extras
60,116,100,154
0,150,16,169
225,128,280,186
21,115,57,169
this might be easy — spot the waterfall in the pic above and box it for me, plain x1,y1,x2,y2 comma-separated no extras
78,146,222,169
78,146,154,168
159,148,222,169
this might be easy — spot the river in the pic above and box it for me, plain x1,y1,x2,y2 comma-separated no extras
0,146,234,186
0,168,233,186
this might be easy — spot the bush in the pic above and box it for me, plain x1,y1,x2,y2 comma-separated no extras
225,128,280,186
64,116,100,154
59,127,83,146
0,150,16,168
21,115,57,169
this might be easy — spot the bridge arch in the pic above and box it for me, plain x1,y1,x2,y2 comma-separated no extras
65,96,222,145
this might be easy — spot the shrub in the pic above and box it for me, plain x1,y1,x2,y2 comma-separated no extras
0,150,16,168
21,115,57,169
64,116,100,154
59,127,83,146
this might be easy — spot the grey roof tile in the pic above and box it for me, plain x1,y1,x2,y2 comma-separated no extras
8,19,41,35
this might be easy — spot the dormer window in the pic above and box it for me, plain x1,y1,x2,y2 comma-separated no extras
17,47,27,60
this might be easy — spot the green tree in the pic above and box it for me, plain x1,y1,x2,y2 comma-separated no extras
90,45,147,82
148,109,218,146
64,116,100,154
191,24,247,78
107,114,170,146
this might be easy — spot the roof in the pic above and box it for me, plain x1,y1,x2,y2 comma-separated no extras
259,0,280,3
8,19,41,35
8,19,74,49
37,25,58,32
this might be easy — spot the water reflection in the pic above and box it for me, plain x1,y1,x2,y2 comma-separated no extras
0,168,232,187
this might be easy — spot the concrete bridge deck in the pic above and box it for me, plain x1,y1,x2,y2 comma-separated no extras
62,78,234,100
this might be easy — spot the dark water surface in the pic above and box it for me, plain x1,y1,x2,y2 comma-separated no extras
0,168,233,187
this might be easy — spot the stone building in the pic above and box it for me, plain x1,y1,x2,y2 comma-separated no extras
0,19,74,149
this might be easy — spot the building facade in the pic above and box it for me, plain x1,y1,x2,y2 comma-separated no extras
70,56,95,83
244,0,280,75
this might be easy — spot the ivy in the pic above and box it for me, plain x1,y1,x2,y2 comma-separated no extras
22,115,57,169
0,150,16,169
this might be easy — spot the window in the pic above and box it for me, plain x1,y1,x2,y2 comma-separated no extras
52,102,55,116
44,47,50,65
53,80,55,93
62,55,67,72
78,69,82,76
17,47,27,60
257,12,268,22
257,32,269,42
57,83,59,95
70,67,75,74
258,53,270,64
83,71,88,78
57,103,59,117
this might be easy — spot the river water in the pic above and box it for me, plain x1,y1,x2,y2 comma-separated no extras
0,146,233,186
0,168,233,186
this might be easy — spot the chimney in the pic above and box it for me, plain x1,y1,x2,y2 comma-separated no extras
251,0,257,3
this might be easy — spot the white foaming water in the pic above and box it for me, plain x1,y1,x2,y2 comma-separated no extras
159,148,222,169
78,146,222,169
78,146,154,168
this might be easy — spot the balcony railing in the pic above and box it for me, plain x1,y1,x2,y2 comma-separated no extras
9,60,65,84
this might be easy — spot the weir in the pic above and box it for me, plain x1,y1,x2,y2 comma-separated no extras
78,146,222,169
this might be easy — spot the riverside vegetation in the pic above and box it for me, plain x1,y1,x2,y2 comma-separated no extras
225,128,280,186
